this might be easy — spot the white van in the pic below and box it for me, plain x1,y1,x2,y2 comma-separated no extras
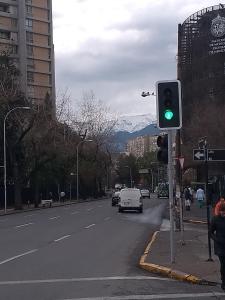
118,188,143,213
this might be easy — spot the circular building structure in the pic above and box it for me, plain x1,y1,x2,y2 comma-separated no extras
177,4,225,185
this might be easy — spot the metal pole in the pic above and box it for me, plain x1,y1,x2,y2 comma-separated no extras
168,130,175,263
130,168,132,188
76,144,79,202
4,117,6,213
204,142,213,261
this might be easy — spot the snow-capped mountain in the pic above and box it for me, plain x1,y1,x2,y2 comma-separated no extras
115,113,156,133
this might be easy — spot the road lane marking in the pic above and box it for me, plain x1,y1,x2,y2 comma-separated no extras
25,214,35,218
71,211,79,215
49,216,60,220
85,224,95,229
0,249,38,265
104,217,111,221
98,205,102,208
54,235,71,242
87,208,94,211
64,293,225,300
15,223,33,228
0,276,173,285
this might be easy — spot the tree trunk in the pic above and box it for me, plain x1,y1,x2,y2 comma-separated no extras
13,162,23,210
33,174,40,208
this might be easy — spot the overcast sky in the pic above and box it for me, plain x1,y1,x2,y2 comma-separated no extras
53,0,218,118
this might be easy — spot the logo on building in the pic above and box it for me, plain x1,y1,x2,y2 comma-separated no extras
211,15,225,38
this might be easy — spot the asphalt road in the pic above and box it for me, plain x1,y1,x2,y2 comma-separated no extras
0,195,223,300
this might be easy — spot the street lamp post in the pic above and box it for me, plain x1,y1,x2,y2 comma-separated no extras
4,106,31,213
125,166,132,188
76,139,93,202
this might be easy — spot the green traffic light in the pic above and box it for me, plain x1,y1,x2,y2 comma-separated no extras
164,109,174,120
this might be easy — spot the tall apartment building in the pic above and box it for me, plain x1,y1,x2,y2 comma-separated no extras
126,135,157,158
0,0,55,111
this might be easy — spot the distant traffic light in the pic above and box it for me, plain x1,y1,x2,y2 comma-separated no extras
157,135,168,164
156,80,182,129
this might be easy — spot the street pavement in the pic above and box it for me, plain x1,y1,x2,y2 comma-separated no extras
141,197,224,290
0,195,224,299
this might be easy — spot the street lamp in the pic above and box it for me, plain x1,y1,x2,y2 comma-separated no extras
76,139,93,201
4,106,31,212
125,166,132,188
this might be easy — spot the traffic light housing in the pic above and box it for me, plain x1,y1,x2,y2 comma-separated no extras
157,135,168,164
156,80,182,129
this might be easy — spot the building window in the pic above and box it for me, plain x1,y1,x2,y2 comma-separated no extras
27,72,34,83
26,0,32,4
27,45,33,56
0,31,10,40
11,19,17,28
26,18,33,28
27,58,35,70
10,45,18,54
0,4,8,12
27,85,34,98
26,31,33,43
26,5,32,15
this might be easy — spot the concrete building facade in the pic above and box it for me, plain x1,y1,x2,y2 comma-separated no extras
0,0,55,111
126,135,157,158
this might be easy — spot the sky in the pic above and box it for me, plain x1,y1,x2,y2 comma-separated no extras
52,0,219,118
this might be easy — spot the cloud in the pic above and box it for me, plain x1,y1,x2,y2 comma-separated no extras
53,0,218,116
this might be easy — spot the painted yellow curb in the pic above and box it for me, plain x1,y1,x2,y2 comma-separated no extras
139,231,206,285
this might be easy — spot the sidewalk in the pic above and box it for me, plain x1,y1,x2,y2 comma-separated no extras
139,201,221,285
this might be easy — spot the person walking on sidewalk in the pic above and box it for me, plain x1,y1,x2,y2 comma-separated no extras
196,186,205,208
214,196,225,216
210,204,225,291
184,187,191,211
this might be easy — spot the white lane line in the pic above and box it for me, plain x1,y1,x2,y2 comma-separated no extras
15,223,33,228
71,211,79,215
54,235,71,242
98,205,102,208
63,293,225,300
25,214,35,218
49,216,60,220
0,276,172,285
0,249,38,266
85,224,95,229
87,208,94,211
104,217,111,221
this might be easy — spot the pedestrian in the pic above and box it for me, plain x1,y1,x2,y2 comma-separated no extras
214,196,225,216
188,186,194,203
184,187,191,211
196,186,205,208
210,203,225,291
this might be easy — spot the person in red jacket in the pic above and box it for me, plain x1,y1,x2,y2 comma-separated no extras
210,203,225,290
214,196,225,216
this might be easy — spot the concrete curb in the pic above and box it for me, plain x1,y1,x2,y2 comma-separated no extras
183,219,207,225
139,231,217,286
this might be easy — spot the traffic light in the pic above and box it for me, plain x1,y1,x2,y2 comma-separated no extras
156,80,182,129
157,135,168,164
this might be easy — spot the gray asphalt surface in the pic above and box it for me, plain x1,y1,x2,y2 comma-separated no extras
0,195,223,300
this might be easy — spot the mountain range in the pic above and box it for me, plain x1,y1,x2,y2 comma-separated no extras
113,114,160,151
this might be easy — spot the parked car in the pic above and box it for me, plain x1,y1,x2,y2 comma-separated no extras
140,189,150,198
118,188,143,213
112,191,120,206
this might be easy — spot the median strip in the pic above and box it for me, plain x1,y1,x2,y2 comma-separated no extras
15,222,34,228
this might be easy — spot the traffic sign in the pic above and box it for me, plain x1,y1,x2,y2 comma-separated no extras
207,149,225,161
193,149,205,161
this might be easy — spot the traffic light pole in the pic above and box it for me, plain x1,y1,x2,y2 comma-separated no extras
168,130,175,263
